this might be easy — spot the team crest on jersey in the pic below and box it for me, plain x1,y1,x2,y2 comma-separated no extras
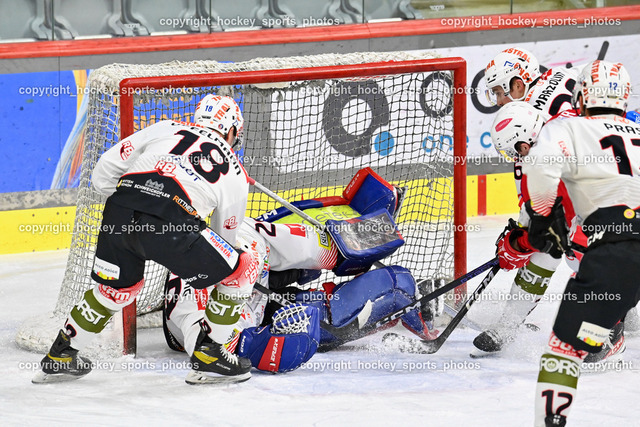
224,216,238,229
120,141,134,160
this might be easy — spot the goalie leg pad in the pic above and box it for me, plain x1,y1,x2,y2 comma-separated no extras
238,304,320,373
323,266,431,340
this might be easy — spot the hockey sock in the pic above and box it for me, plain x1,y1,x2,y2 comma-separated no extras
534,332,587,427
502,257,557,326
65,288,115,351
203,287,248,344
64,280,143,350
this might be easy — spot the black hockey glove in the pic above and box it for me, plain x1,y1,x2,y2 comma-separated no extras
524,197,574,259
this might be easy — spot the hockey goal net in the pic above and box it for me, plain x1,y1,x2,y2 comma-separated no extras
17,51,467,356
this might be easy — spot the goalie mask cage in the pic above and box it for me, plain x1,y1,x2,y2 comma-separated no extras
16,51,467,356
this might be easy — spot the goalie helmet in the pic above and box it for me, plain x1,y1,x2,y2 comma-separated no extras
572,60,631,113
194,95,245,150
484,47,540,104
490,101,544,161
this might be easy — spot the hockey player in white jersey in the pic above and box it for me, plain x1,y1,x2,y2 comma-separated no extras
33,95,260,385
473,47,579,355
522,60,639,426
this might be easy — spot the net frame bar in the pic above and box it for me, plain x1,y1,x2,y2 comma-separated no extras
118,57,467,354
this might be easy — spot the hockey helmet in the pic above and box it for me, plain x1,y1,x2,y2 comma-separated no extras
485,47,541,105
194,95,245,150
572,60,631,113
490,101,544,161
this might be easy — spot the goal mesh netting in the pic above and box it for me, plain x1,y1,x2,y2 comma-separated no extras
17,51,466,355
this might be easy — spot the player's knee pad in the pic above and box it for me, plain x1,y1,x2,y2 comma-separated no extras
93,279,144,312
238,304,320,373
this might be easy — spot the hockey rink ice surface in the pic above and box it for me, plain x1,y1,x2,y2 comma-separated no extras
1,215,638,426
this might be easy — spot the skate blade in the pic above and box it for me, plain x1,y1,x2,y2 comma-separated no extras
185,370,251,385
32,370,88,384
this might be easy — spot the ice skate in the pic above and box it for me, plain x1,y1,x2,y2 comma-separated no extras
186,331,251,385
32,329,92,384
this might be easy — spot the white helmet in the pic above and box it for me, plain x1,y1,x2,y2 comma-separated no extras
491,101,544,161
194,95,245,150
573,60,631,113
485,47,541,104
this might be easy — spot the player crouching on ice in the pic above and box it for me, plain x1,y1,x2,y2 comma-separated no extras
34,95,261,384
163,168,438,376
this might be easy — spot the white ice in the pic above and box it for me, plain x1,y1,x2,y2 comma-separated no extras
1,215,637,426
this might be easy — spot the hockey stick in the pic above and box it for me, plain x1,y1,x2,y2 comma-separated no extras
382,261,501,354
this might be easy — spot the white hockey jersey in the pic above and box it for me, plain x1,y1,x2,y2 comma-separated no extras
92,120,249,243
523,114,640,222
524,67,579,121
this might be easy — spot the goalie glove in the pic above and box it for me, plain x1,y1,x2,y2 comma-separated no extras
495,219,536,270
525,198,574,259
237,303,320,373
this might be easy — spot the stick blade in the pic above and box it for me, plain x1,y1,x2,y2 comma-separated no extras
382,332,442,354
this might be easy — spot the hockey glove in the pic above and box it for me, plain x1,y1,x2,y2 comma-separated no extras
238,303,320,373
525,198,574,259
495,219,536,270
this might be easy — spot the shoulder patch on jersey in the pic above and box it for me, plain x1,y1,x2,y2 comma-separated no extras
120,141,134,160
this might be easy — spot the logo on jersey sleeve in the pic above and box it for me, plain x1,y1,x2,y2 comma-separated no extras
224,216,238,230
120,140,134,160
